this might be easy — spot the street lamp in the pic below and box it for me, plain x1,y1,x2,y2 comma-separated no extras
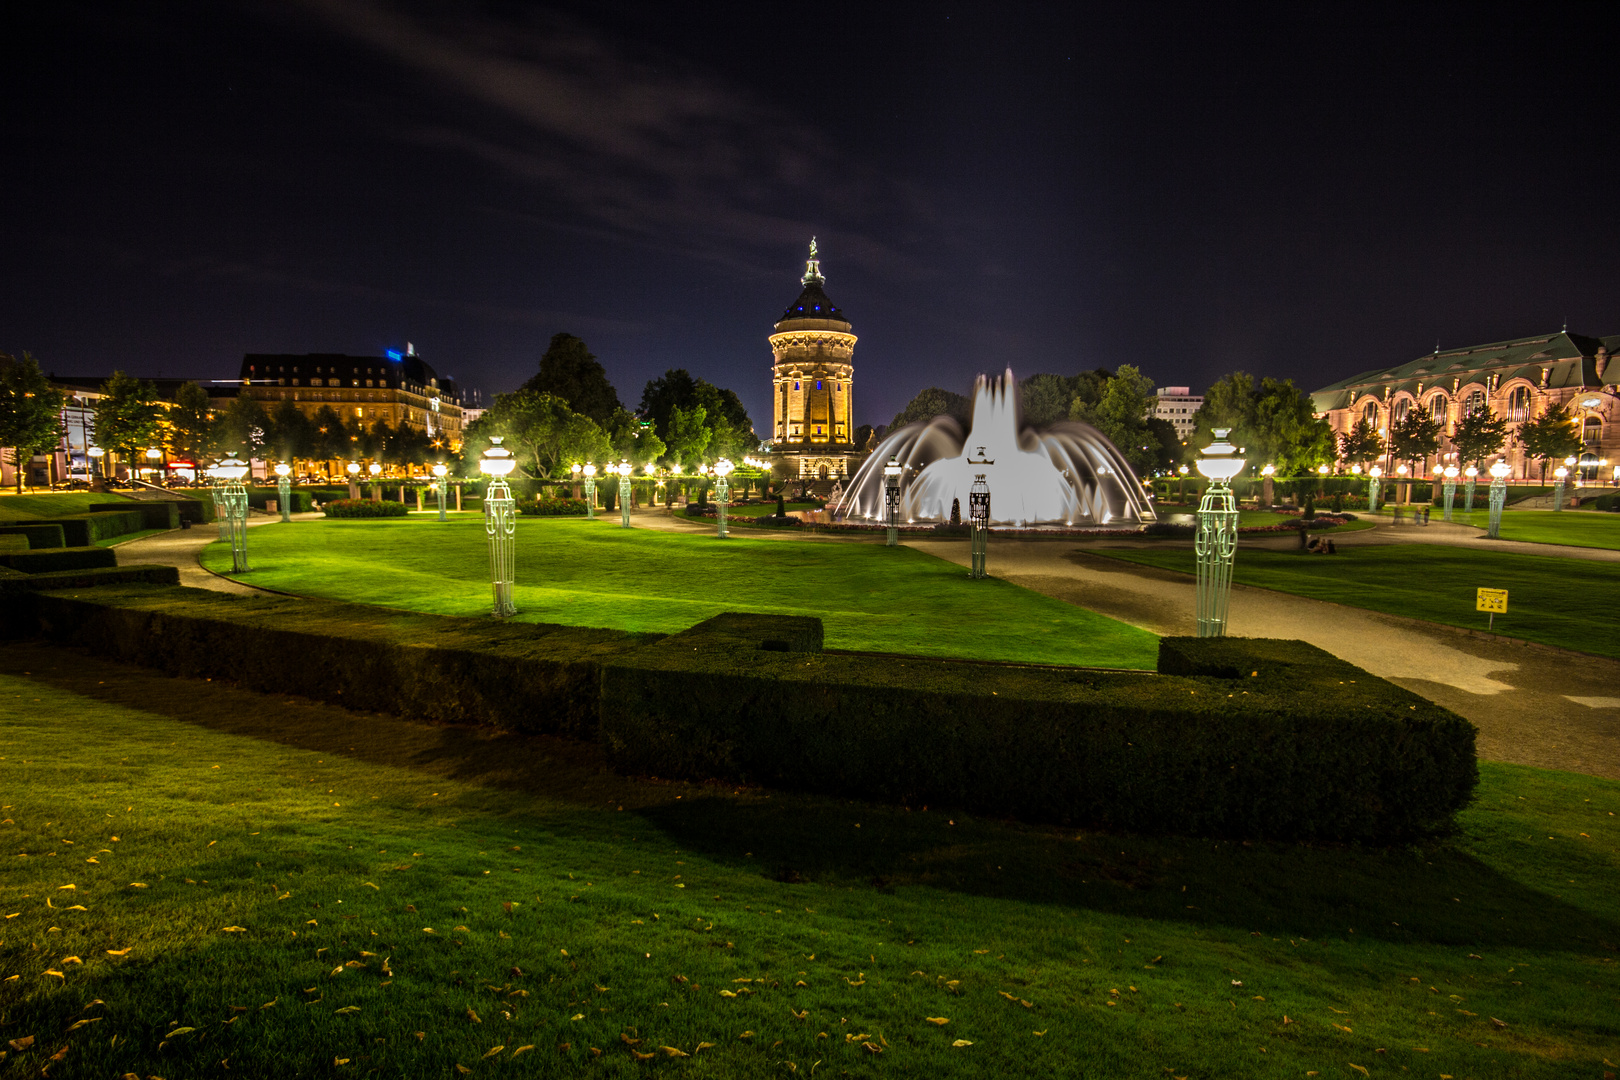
581,463,597,520
87,445,104,481
479,437,518,618
1463,464,1479,512
208,454,251,573
1367,465,1383,513
144,446,163,483
713,458,734,538
1442,465,1459,521
966,446,993,579
617,460,633,528
1553,466,1569,513
346,460,361,500
431,463,449,521
883,456,902,547
1260,463,1275,508
1487,460,1511,539
1194,428,1245,638
274,462,292,523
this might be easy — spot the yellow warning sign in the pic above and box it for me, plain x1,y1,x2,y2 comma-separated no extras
1476,588,1508,614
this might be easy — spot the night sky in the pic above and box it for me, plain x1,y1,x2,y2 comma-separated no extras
5,2,1617,432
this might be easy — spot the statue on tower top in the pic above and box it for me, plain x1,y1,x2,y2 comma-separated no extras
802,237,824,286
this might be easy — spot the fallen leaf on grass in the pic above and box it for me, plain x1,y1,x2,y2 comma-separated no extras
925,1017,949,1025
335,1007,360,1015
862,1041,883,1054
1332,1023,1352,1033
1033,1029,1047,1036
482,1045,505,1058
952,1039,973,1047
261,999,277,1009
844,977,865,987
64,1018,101,1033
696,1042,716,1052
512,1045,534,1057
1349,1066,1368,1077
466,1009,482,1023
455,1066,471,1075
1490,1017,1508,1028
9,1036,35,1051
60,956,82,965
43,970,64,980
719,990,738,998
661,1046,689,1057
631,1050,655,1061
571,1014,584,1021
220,926,247,933
791,1009,808,1020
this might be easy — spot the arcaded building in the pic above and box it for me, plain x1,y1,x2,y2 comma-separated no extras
1311,329,1620,481
770,241,859,481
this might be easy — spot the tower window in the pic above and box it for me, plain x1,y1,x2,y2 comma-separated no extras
794,381,800,391
816,380,823,390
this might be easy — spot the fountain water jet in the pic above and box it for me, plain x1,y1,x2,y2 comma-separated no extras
840,369,1155,527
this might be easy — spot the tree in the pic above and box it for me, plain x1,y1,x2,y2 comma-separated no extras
889,386,970,431
1018,373,1077,429
0,352,65,492
638,369,701,441
520,333,623,425
1388,409,1441,472
265,399,314,465
1072,364,1160,475
93,371,164,469
1450,409,1510,469
604,408,665,469
1196,372,1335,475
1338,419,1384,466
471,389,611,478
664,404,712,466
214,396,269,460
637,369,754,459
308,405,353,467
168,381,218,469
1516,402,1585,479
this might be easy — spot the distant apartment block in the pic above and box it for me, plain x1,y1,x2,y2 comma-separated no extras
1154,386,1203,438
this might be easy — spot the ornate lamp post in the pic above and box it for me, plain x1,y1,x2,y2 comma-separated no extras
713,458,734,538
1367,465,1383,512
966,445,993,579
1260,463,1275,507
1177,463,1189,503
368,461,382,500
1463,464,1479,512
582,463,598,519
479,437,518,618
883,456,902,547
1486,460,1510,539
617,460,633,528
432,463,449,521
208,454,251,573
1442,464,1459,521
346,461,361,500
144,446,163,483
87,445,105,481
1194,429,1245,638
1553,465,1569,512
274,462,292,522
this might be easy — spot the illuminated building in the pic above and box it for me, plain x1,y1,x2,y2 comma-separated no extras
769,240,859,481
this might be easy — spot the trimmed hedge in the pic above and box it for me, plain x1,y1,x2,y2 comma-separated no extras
518,497,589,516
0,524,67,549
323,499,410,518
173,498,214,524
246,488,317,513
8,589,1478,842
89,501,180,530
0,535,27,553
27,511,146,545
598,617,1477,842
0,545,119,574
0,564,180,612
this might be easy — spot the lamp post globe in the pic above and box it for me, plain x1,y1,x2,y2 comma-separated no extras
1193,428,1245,638
581,463,597,520
883,456,903,547
208,454,251,573
713,458,735,538
1442,464,1459,522
616,460,633,528
431,462,449,521
274,462,293,522
1553,465,1570,513
479,437,518,617
1486,460,1511,539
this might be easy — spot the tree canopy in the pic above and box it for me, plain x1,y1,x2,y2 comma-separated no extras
1450,409,1510,468
1337,419,1384,466
1195,373,1335,475
1388,408,1442,470
520,333,623,425
167,381,218,467
0,352,65,492
1516,403,1584,478
466,389,612,479
638,369,755,463
1072,363,1160,475
888,386,970,431
93,371,164,462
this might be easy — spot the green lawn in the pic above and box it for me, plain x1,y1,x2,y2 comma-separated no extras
1432,508,1620,551
200,517,1159,669
2,643,1616,1078
0,492,138,520
94,527,172,548
1098,544,1620,658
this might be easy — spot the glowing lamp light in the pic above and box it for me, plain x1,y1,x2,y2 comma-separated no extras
274,462,290,478
479,436,517,478
1581,397,1602,408
1351,464,1362,475
87,446,104,458
1564,455,1578,467
1178,465,1189,475
1489,461,1511,479
670,464,682,476
1554,466,1569,479
644,463,656,474
1464,465,1479,478
1260,464,1275,477
368,462,382,477
616,460,633,478
209,456,249,482
1317,464,1330,475
1443,465,1459,478
1396,464,1408,476
145,447,162,461
1369,465,1383,478
431,463,448,479
582,463,597,479
713,458,734,479
346,462,360,476
1194,429,1245,482
571,463,582,475
883,458,902,480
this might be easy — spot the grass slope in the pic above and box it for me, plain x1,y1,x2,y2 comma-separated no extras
1432,508,1620,551
198,517,1159,668
0,492,136,520
1,644,1617,1078
1097,544,1620,658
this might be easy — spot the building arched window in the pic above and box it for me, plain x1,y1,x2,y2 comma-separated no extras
1424,395,1448,421
1584,416,1602,447
1507,385,1533,423
1361,401,1379,426
1461,390,1487,417
1391,398,1411,425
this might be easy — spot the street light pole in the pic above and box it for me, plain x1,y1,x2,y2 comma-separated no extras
582,463,597,519
617,460,633,528
714,458,734,538
883,456,902,547
479,437,518,618
209,455,251,573
1367,465,1383,513
274,462,292,522
1463,465,1478,512
966,446,993,579
1194,429,1245,638
1553,466,1569,512
1486,460,1510,539
1442,465,1458,522
432,463,449,521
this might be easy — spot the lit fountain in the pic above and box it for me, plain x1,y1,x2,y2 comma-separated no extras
840,369,1155,527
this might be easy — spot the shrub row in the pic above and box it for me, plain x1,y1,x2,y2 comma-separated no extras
0,524,67,549
0,564,179,609
517,497,589,516
322,499,410,518
8,587,1478,842
89,501,181,530
25,511,146,545
0,545,118,574
246,489,318,513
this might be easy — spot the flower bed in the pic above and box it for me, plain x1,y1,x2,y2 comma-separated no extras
321,499,409,519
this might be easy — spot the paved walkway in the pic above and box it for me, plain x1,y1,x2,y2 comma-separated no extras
113,507,1620,781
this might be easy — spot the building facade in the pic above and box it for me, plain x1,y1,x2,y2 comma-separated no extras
1311,330,1620,480
769,241,859,481
1153,386,1203,439
239,345,464,449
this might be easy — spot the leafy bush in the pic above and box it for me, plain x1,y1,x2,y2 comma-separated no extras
321,499,410,519
517,497,589,516
246,488,317,513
